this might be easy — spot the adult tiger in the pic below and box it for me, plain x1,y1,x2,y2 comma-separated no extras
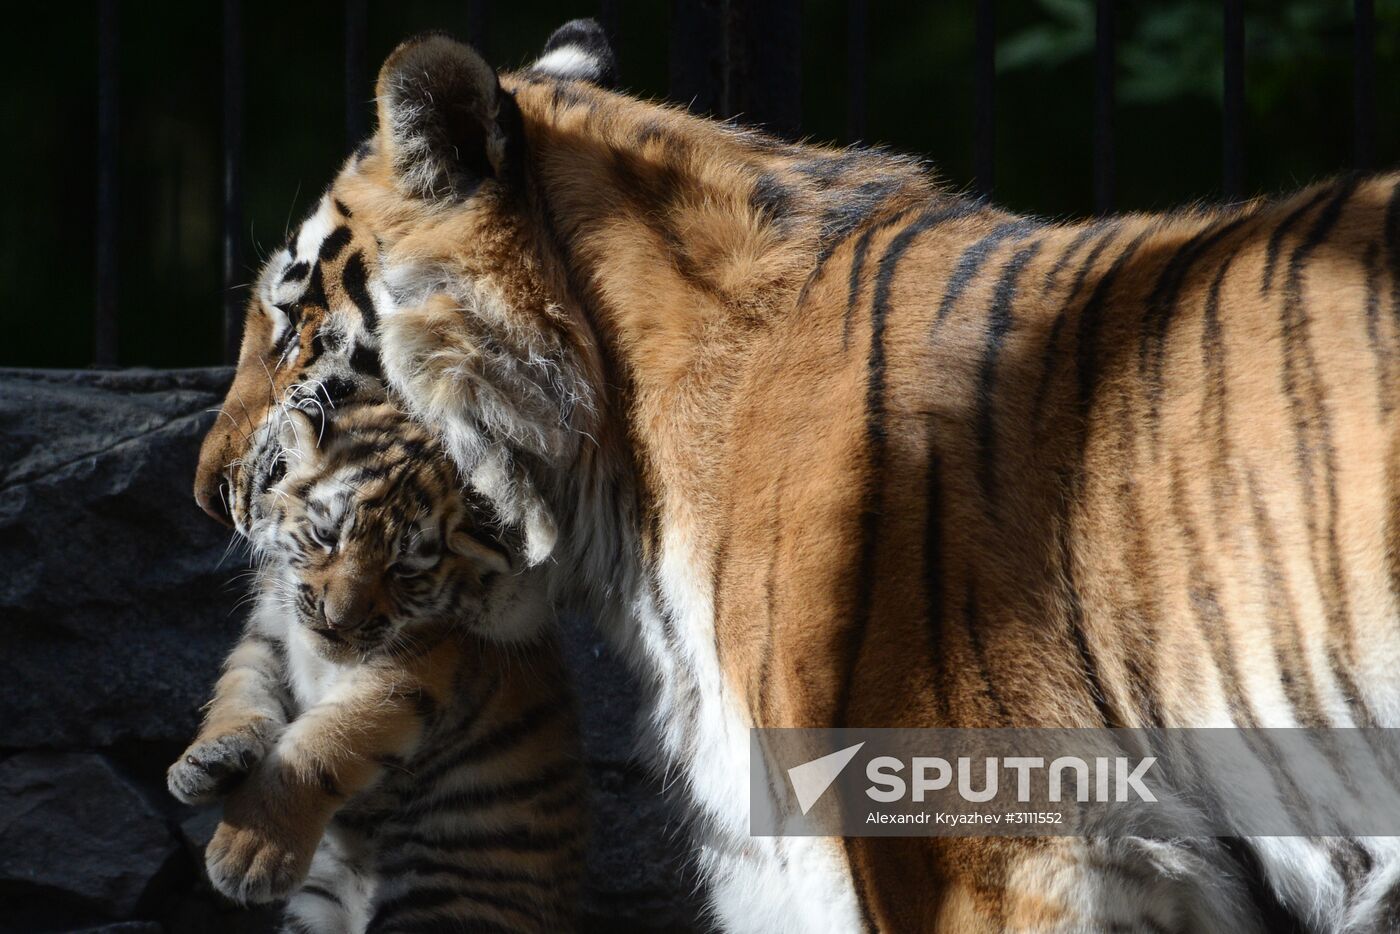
193,20,1400,933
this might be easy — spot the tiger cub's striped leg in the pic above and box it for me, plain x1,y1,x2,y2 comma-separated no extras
204,647,454,904
168,629,290,805
280,833,373,934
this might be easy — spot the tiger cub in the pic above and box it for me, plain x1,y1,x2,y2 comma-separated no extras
168,400,586,933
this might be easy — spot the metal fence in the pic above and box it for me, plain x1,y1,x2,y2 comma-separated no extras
89,0,1382,367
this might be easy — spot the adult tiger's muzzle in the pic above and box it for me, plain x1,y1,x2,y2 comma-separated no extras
194,424,237,527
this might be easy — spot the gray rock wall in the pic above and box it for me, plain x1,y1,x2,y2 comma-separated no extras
0,368,705,933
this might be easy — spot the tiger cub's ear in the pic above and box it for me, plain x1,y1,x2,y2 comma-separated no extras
375,34,508,200
447,528,512,578
531,19,618,89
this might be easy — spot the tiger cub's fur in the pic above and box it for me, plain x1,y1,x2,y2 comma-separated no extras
169,401,585,933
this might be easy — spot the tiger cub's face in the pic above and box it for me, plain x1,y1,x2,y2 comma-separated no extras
249,402,520,660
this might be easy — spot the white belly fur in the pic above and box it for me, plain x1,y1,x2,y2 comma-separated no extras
619,523,863,932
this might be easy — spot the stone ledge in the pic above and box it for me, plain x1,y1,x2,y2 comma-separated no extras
0,367,705,932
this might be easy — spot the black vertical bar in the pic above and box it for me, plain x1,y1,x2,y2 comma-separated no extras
344,0,367,148
467,0,490,54
223,0,244,364
1092,0,1115,214
95,0,118,366
1223,0,1244,200
847,0,868,141
973,0,994,196
730,0,801,137
1354,0,1375,171
669,0,725,117
600,0,620,50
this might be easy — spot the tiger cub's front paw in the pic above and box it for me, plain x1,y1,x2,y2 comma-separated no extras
168,723,273,805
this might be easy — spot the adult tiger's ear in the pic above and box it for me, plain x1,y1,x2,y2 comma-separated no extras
375,33,508,200
530,19,618,89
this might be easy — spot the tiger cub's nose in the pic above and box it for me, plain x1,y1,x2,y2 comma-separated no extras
321,583,373,632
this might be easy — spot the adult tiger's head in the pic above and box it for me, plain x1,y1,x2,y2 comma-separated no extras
196,20,626,567
196,16,928,575
197,196,390,534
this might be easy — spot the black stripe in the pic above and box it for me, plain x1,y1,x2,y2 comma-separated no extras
395,685,438,725
1066,223,1123,303
922,442,949,723
1279,174,1368,723
279,917,320,934
975,240,1042,506
1261,185,1333,293
963,581,1007,721
411,697,565,787
798,203,915,310
350,343,384,380
1363,242,1389,415
380,822,582,855
836,201,980,728
1140,212,1251,440
402,761,581,818
378,857,549,889
1058,518,1114,725
1381,179,1400,416
1065,226,1157,727
318,225,353,263
1385,179,1400,340
1042,221,1105,296
1075,228,1155,418
1030,225,1123,434
297,330,326,374
300,262,328,313
271,318,299,364
342,250,378,331
754,470,787,729
1204,256,1321,728
296,883,343,907
842,225,877,350
333,804,391,834
1168,460,1257,724
316,765,343,798
1217,838,1309,934
933,219,1040,330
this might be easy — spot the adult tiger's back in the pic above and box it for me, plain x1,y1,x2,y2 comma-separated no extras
193,19,1400,932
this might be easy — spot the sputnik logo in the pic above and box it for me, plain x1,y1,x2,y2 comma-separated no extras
787,742,865,815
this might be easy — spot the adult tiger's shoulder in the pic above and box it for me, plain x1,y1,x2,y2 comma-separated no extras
194,18,1400,933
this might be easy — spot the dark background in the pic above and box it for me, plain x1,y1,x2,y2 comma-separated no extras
0,4,1397,931
2,0,1398,369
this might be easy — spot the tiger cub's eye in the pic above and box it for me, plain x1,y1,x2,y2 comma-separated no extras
307,524,336,551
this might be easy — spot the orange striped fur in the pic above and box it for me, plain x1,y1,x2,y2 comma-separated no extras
192,23,1400,933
